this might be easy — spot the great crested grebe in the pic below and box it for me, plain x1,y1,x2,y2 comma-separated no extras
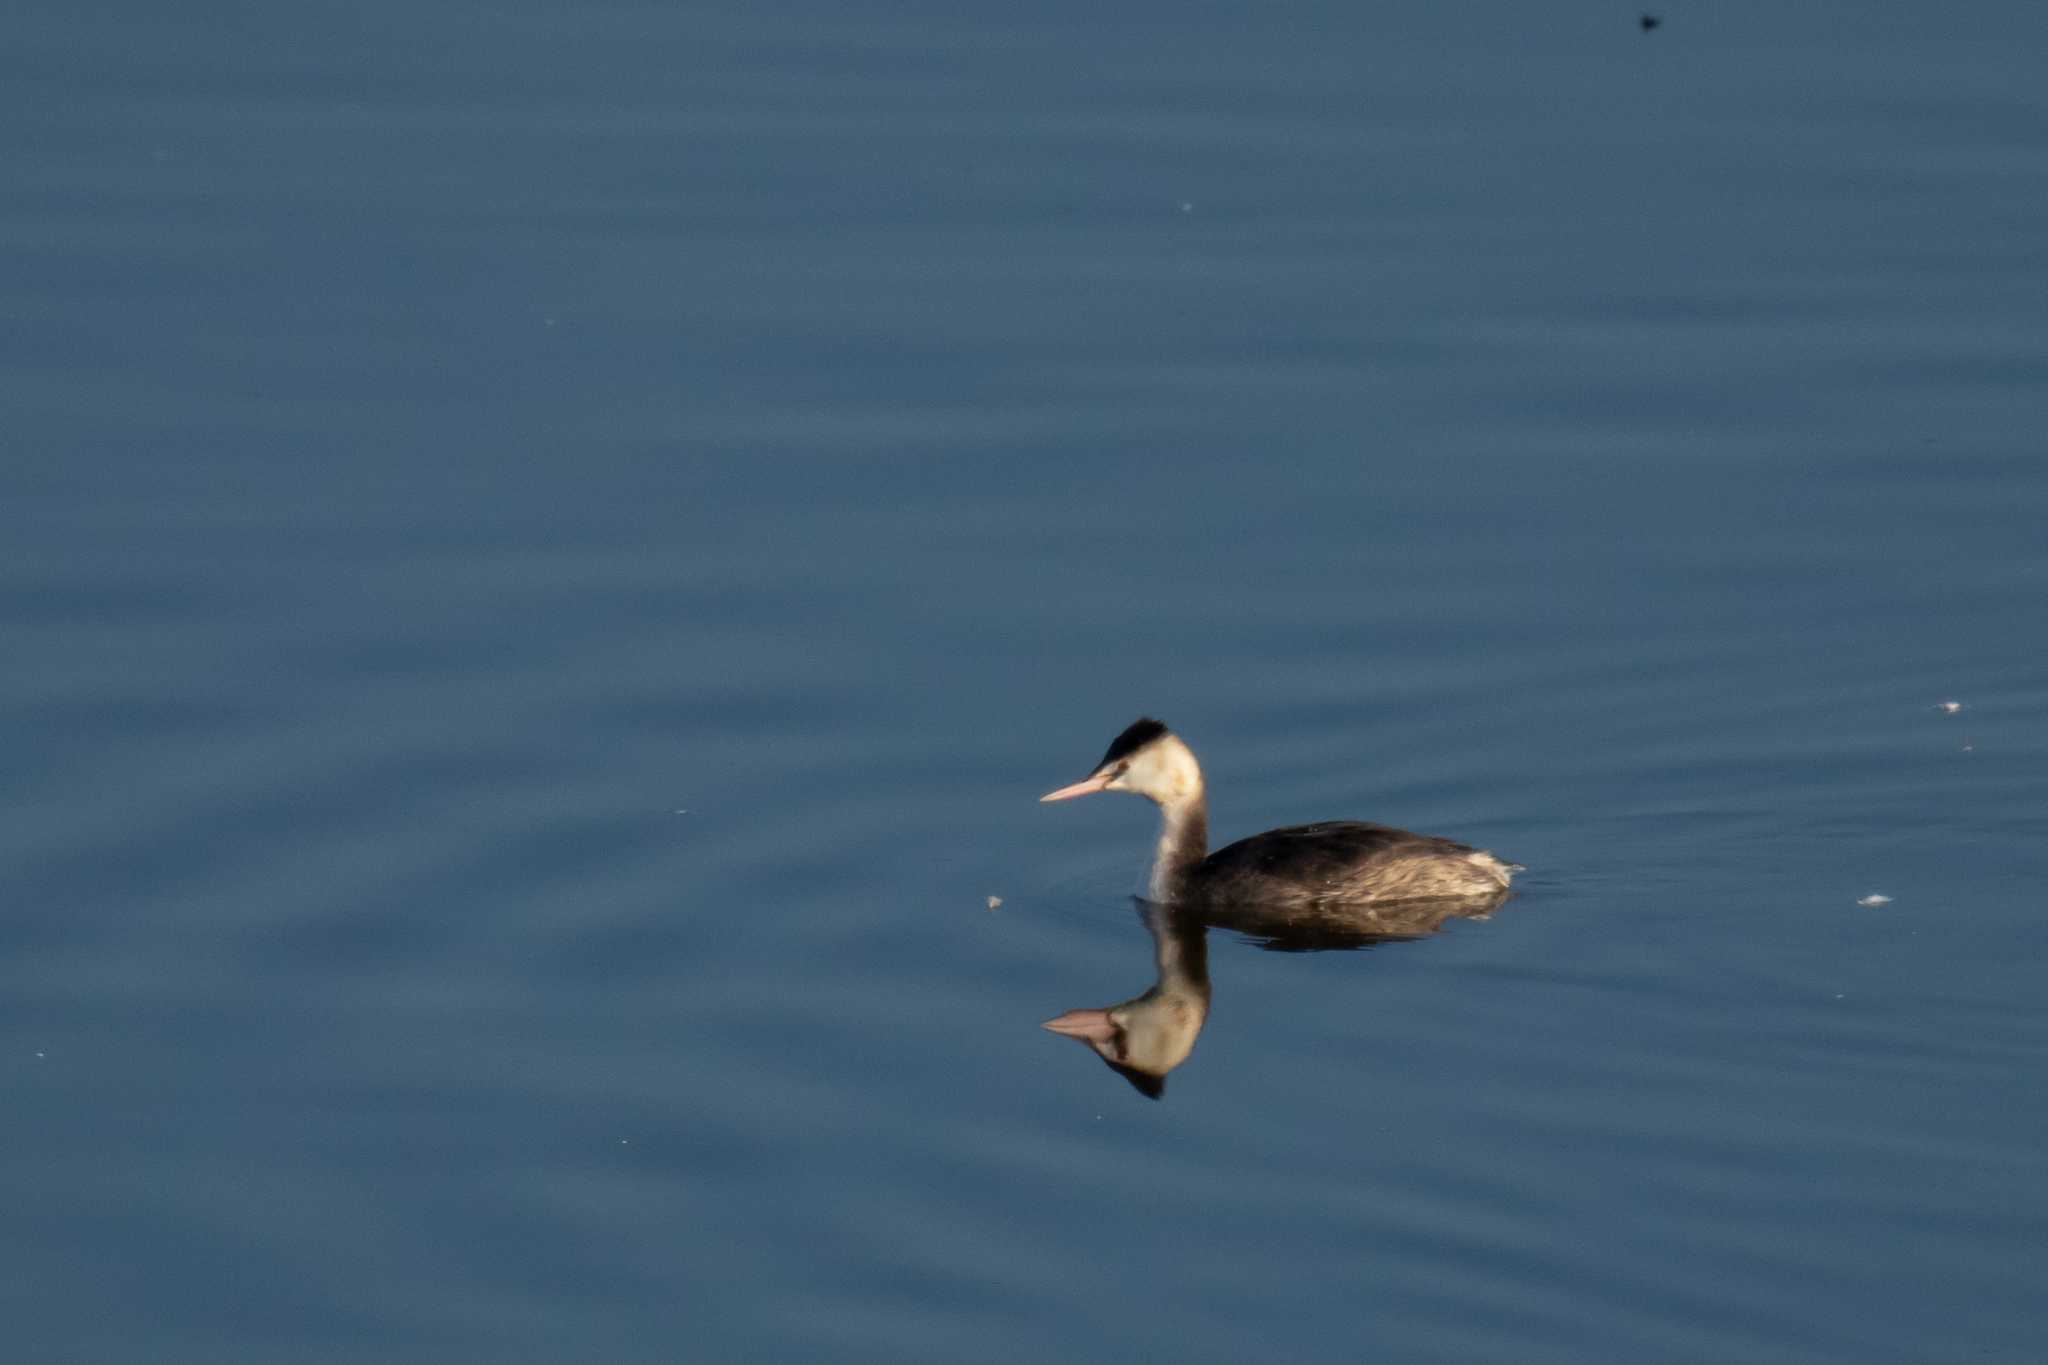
1041,718,1519,906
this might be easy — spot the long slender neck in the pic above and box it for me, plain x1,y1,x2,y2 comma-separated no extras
1146,788,1209,902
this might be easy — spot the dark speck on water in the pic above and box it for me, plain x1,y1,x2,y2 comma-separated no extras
7,1,2047,1362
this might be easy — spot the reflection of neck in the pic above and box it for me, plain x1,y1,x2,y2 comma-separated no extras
1146,900,1211,1000
1148,790,1210,903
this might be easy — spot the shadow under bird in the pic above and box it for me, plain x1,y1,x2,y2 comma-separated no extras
1041,717,1520,908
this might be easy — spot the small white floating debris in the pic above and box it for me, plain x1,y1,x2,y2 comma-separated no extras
1857,894,1892,908
986,895,1003,911
672,808,690,815
1935,700,1964,714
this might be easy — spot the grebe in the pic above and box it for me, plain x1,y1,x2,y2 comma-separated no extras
1041,718,1518,906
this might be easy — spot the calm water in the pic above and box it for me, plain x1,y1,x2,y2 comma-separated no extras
6,2,2046,1360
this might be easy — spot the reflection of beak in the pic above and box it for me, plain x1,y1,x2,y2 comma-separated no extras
1039,772,1112,802
1041,1008,1117,1045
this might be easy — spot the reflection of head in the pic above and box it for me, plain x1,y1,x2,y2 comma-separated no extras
1043,993,1205,1100
1043,903,1211,1100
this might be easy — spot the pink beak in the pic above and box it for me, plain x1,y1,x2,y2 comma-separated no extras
1039,772,1112,803
1041,1008,1117,1045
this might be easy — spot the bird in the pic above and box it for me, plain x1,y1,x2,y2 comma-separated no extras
1041,718,1519,907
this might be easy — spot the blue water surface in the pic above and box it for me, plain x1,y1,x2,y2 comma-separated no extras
5,2,2046,1360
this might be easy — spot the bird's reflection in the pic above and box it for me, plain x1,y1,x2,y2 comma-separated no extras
1043,890,1508,1099
1043,900,1211,1099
